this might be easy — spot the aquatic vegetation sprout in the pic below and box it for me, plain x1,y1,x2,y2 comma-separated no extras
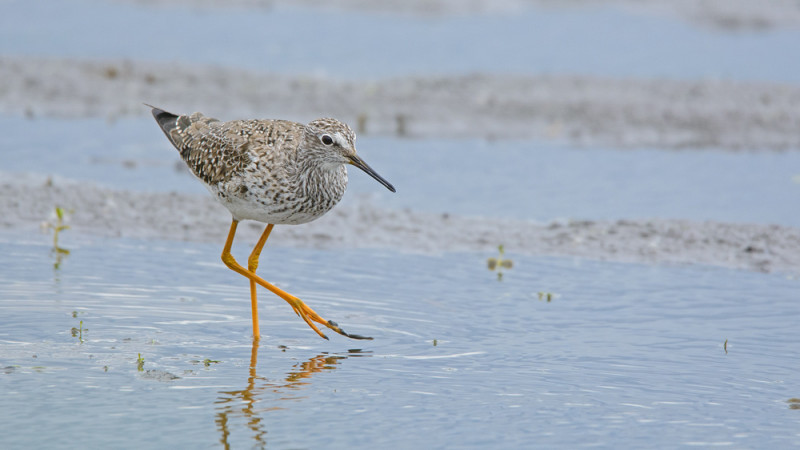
487,245,513,281
70,320,86,343
537,292,554,302
43,206,72,269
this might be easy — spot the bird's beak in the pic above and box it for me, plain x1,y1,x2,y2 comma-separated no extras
348,155,396,193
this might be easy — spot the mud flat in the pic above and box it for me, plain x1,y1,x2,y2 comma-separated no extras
3,175,799,275
3,56,800,151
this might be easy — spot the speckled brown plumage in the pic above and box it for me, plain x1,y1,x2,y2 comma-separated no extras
149,106,395,341
152,108,394,225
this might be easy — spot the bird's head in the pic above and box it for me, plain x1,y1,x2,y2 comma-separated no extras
305,118,395,193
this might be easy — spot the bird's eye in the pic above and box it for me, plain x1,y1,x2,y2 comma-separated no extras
321,135,334,146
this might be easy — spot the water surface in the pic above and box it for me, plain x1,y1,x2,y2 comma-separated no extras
3,0,800,82
2,2,800,447
4,116,800,227
1,232,798,448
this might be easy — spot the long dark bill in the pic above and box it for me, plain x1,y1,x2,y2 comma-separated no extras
348,155,396,193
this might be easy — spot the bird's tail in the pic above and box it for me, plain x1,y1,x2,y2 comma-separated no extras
145,104,182,149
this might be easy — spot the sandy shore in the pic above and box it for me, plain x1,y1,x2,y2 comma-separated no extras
3,56,800,151
3,175,799,275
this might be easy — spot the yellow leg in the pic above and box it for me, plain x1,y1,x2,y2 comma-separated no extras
221,219,372,341
246,224,274,341
249,337,259,374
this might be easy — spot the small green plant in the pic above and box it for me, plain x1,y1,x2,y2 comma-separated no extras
203,358,220,367
537,292,554,302
50,207,70,248
788,398,800,410
487,245,513,280
43,206,72,269
136,353,145,372
70,320,87,343
724,339,728,354
432,339,438,346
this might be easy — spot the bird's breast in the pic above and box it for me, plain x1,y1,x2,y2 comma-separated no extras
213,162,348,225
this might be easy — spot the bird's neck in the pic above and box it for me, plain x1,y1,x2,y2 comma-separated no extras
298,159,348,206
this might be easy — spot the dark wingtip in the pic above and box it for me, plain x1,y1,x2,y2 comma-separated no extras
145,104,182,151
145,104,179,132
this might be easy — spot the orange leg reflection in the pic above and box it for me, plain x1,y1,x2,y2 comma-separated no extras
215,340,371,448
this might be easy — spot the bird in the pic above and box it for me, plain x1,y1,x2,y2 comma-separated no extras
148,106,395,340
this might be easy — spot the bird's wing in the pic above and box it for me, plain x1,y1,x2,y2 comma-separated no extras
155,109,252,185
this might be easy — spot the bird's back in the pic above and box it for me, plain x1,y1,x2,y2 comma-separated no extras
154,109,256,185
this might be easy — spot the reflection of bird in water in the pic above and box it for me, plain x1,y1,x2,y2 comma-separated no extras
150,106,395,340
215,340,371,447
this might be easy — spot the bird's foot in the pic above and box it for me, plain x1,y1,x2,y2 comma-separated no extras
286,296,373,341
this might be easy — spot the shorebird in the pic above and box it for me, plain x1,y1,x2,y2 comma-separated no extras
149,106,395,340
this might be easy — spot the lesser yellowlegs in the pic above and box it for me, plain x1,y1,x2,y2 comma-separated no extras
149,106,395,340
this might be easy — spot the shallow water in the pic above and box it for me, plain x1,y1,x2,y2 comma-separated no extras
4,116,800,227
1,232,799,448
3,0,800,82
3,1,800,447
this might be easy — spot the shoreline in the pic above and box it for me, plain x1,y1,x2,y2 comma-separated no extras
4,175,799,276
3,56,800,151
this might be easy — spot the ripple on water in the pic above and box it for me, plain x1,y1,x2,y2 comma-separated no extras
0,233,798,448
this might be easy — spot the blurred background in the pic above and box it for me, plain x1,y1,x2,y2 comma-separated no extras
2,0,800,229
2,1,800,449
